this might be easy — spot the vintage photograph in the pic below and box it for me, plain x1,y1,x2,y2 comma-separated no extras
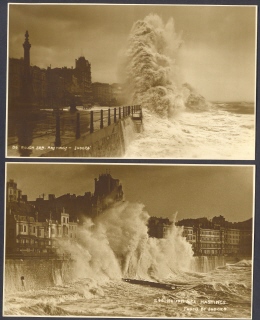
6,4,257,159
4,163,254,318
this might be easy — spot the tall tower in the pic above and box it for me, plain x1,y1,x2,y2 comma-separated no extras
23,30,31,81
21,30,34,110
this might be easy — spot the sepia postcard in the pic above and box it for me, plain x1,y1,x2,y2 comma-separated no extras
6,3,257,159
3,162,255,318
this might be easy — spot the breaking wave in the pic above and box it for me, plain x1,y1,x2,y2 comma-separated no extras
122,14,210,118
54,202,195,283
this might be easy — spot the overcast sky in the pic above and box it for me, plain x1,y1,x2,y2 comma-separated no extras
6,164,254,223
8,4,256,102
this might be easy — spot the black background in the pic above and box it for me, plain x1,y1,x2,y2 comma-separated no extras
0,1,258,320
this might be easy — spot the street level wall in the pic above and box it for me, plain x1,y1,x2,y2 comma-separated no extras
4,255,234,293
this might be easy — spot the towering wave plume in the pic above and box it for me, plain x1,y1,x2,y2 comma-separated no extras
120,14,219,159
123,14,210,118
124,14,184,117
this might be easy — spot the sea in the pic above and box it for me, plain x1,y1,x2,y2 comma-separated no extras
3,259,252,318
3,202,253,318
124,101,255,160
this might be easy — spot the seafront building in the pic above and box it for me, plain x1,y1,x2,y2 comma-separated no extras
148,217,252,257
8,31,124,110
29,173,123,221
5,173,123,256
6,208,78,256
6,179,79,256
6,176,252,258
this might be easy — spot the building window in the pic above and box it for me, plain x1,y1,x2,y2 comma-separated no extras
23,225,27,232
19,225,23,232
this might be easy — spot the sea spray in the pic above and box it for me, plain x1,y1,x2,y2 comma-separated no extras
94,201,150,276
133,223,195,282
53,202,149,282
119,14,233,159
123,102,254,159
123,108,190,158
55,217,122,282
122,14,210,118
123,14,184,117
182,83,211,112
56,201,194,283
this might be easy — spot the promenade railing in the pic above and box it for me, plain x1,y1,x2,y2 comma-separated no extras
8,105,142,150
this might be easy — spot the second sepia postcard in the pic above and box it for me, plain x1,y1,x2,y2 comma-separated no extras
3,163,254,318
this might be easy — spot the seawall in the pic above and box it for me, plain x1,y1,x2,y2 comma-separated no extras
41,117,136,157
5,255,237,293
4,258,74,294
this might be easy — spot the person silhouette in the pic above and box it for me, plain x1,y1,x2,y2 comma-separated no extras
21,276,25,290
